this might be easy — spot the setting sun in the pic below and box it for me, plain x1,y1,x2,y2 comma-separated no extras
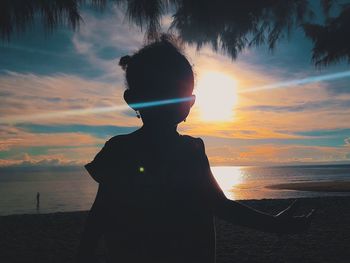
195,71,238,121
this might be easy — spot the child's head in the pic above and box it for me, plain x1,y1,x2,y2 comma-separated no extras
119,34,195,126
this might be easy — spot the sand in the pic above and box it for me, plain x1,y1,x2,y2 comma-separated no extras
0,196,349,263
266,181,350,192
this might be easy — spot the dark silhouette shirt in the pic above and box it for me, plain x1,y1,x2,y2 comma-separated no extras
85,127,225,263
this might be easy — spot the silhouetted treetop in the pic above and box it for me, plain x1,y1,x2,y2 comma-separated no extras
303,3,350,66
1,0,349,66
1,0,80,39
170,0,313,59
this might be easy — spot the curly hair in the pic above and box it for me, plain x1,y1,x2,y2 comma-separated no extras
119,34,194,101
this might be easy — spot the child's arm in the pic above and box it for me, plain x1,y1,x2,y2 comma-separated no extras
213,193,313,234
77,185,105,263
198,139,314,234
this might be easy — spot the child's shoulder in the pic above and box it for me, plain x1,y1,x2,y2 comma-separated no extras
104,130,140,148
85,132,139,183
180,134,203,143
104,131,206,153
105,133,130,145
179,134,205,151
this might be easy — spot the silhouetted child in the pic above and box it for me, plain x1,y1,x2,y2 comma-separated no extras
78,35,313,263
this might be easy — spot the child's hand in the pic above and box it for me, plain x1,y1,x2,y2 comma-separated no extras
274,200,315,234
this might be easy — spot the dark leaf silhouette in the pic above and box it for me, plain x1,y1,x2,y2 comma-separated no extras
170,0,313,58
1,0,80,40
303,4,350,66
1,0,349,66
0,0,111,40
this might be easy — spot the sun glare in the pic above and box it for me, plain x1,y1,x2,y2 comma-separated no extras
211,167,243,199
195,71,238,121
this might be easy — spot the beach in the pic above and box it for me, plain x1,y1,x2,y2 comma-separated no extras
0,196,349,263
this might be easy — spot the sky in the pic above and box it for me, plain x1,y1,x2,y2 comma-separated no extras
0,4,350,168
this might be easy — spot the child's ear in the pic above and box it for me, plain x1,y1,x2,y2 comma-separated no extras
190,94,196,107
124,89,138,110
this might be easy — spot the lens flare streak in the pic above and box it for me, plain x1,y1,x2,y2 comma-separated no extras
1,70,350,124
240,70,350,93
0,97,194,124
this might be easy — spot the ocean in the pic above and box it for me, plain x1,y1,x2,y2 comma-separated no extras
0,165,349,216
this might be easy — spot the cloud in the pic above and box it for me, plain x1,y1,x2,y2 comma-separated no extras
0,72,141,126
0,71,139,167
1,4,350,167
71,5,144,83
0,26,97,78
178,44,350,141
345,137,350,146
0,155,83,168
16,124,138,138
239,99,350,112
0,5,145,81
325,79,350,95
0,132,105,167
0,130,103,152
205,144,350,166
295,128,350,137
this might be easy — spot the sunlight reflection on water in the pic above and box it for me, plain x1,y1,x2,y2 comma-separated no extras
211,166,244,199
1,165,349,215
212,166,350,201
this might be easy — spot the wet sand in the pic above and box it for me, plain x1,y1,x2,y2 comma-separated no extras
267,181,350,192
0,196,349,263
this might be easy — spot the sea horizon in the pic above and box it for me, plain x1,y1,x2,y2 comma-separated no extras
1,164,349,216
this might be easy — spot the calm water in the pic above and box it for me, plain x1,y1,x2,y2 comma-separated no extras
0,165,349,216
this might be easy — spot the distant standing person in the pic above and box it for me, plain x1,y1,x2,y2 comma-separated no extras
36,192,40,209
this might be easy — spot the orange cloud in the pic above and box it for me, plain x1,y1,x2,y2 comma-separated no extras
205,144,350,166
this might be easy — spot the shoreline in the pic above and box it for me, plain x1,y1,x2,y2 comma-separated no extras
1,196,350,262
266,181,350,192
1,194,350,217
0,195,346,217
